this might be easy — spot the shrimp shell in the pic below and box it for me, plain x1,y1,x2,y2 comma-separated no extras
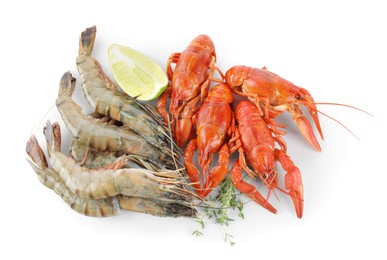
117,196,196,217
69,125,160,172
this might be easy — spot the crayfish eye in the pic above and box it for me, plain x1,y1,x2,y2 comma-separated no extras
178,100,183,106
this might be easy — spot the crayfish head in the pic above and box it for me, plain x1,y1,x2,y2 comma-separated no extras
197,130,219,169
250,145,277,177
170,79,192,117
170,97,185,117
281,86,323,151
295,87,324,142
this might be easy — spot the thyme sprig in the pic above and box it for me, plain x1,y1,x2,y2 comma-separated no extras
192,175,245,246
214,175,244,225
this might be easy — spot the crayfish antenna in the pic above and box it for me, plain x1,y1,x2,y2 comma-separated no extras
312,102,373,141
315,102,373,116
314,108,361,141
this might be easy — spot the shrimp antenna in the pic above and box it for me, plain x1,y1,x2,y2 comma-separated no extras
29,103,56,136
315,102,373,117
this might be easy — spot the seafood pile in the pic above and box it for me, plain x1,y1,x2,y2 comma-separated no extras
26,26,195,218
27,26,351,220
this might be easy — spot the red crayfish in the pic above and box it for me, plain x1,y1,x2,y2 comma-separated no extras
156,35,351,219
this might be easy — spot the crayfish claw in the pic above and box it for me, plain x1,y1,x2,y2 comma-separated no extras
284,167,304,219
294,114,321,152
289,189,304,219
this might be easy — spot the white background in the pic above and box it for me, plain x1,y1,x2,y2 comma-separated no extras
1,0,386,259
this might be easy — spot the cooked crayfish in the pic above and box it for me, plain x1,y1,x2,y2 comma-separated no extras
225,65,322,152
231,100,304,218
157,34,222,147
184,83,234,197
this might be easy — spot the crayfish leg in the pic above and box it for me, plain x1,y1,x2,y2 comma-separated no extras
200,143,230,197
275,149,304,218
166,53,181,80
156,84,173,124
184,139,202,194
231,160,277,214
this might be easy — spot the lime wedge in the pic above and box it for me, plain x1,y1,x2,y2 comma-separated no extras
108,44,168,101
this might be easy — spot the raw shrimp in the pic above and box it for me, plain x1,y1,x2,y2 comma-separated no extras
26,135,196,218
117,196,196,218
69,137,159,171
26,135,119,217
76,26,179,157
44,120,193,205
56,71,178,169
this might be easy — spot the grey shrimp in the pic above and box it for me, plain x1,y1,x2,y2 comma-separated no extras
69,137,159,171
77,26,180,157
26,135,119,217
26,135,196,218
44,120,193,204
56,71,177,169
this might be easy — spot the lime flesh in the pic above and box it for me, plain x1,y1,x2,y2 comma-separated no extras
108,44,168,101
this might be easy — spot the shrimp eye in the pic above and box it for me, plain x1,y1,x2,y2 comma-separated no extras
295,94,303,100
178,100,183,106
